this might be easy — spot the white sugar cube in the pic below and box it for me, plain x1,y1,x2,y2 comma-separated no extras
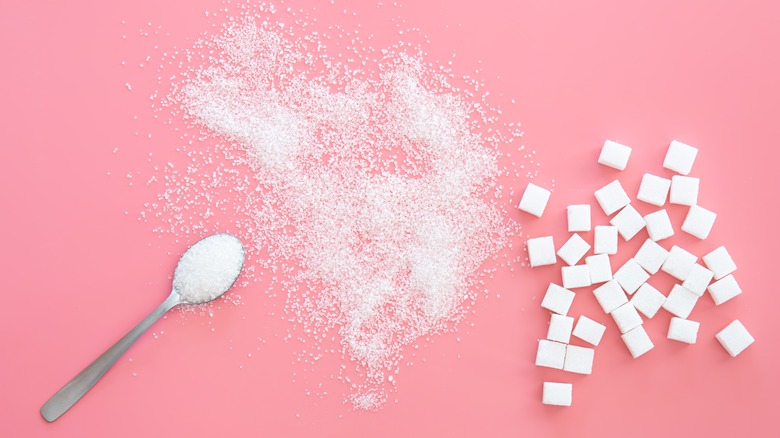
634,238,670,274
703,246,737,280
598,140,632,170
662,284,699,318
542,382,572,406
572,315,606,346
661,245,698,281
621,325,654,358
613,258,650,295
567,204,591,232
528,236,556,268
585,254,613,284
610,205,646,241
681,264,714,297
594,225,618,255
630,283,666,318
518,183,551,217
670,175,699,206
563,345,595,375
681,205,717,239
715,320,755,357
708,274,742,305
593,280,629,314
557,233,591,266
667,317,700,344
541,283,576,315
663,140,698,175
547,314,575,344
562,265,592,289
644,209,674,242
637,173,671,206
536,339,567,369
595,180,631,216
611,302,643,334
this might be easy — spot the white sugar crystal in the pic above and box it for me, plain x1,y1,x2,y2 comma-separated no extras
598,139,632,170
621,325,654,358
547,314,575,343
682,264,714,297
611,302,643,334
667,317,700,344
567,204,591,232
594,225,618,255
563,345,595,375
594,180,631,216
630,283,666,318
669,175,699,206
542,382,572,406
610,205,646,241
715,320,755,357
662,284,699,318
661,245,698,281
681,205,717,239
562,265,592,289
637,173,671,206
643,209,674,242
557,233,591,266
528,236,557,268
518,183,551,217
593,280,629,314
535,339,567,369
703,246,737,280
663,140,698,175
585,254,613,284
613,258,650,295
708,274,742,305
572,315,607,346
634,238,669,274
541,283,576,315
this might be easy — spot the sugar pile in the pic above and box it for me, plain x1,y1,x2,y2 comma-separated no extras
173,233,245,304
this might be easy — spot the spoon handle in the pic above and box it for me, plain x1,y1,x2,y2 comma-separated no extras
40,290,182,422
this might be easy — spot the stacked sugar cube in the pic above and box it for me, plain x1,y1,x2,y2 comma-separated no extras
524,140,755,407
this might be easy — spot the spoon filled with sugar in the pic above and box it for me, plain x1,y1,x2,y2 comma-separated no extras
40,233,245,422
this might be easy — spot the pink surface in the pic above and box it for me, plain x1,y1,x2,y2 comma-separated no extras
2,0,779,436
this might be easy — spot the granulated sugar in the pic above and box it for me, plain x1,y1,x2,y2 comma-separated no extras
173,233,245,304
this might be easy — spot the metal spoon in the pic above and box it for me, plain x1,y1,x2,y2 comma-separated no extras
40,233,245,422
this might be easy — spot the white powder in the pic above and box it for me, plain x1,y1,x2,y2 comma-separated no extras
173,233,245,304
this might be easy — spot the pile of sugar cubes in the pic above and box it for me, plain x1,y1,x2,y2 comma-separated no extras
522,140,755,407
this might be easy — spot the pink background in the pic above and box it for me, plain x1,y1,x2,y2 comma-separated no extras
2,0,779,436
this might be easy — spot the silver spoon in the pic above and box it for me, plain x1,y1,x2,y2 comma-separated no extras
40,233,245,422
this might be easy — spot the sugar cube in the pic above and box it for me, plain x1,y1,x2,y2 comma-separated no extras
703,246,737,280
547,314,575,344
662,284,699,318
669,175,699,206
598,140,632,170
593,280,629,314
585,254,613,284
613,258,650,295
572,315,607,346
611,302,643,334
528,236,556,268
667,317,700,344
562,265,592,289
595,180,631,216
707,274,742,305
663,140,698,175
567,204,592,232
681,264,714,297
541,283,576,315
557,233,591,266
661,245,698,281
563,345,595,375
594,225,618,255
644,209,674,242
610,205,646,241
637,173,671,206
681,205,717,239
535,339,567,369
630,283,666,318
542,382,572,406
621,325,654,358
634,238,670,274
715,320,755,357
518,183,551,217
